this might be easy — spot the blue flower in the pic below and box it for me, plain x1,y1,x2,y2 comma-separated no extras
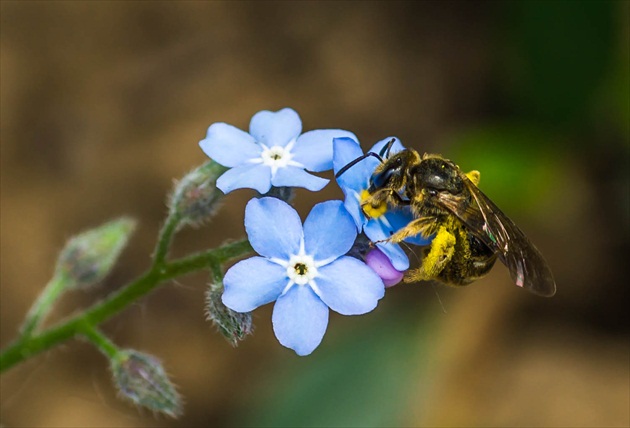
199,108,357,194
333,136,432,271
222,197,385,356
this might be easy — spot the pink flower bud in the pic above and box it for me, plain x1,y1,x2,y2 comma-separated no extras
365,248,405,287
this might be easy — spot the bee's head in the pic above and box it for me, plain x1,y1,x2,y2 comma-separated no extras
368,150,415,193
416,156,464,195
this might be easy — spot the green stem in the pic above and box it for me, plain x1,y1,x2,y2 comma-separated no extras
0,239,252,373
79,324,120,361
152,212,182,267
19,272,69,339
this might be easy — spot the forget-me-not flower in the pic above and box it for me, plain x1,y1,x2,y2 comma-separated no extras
222,197,385,356
333,136,432,271
199,108,357,194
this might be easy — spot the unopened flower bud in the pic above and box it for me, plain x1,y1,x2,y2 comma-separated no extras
111,350,182,418
56,217,136,288
169,161,226,228
206,281,253,346
365,248,405,287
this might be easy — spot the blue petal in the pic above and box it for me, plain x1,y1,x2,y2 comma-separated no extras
363,220,410,270
272,284,329,356
387,210,433,246
303,201,356,262
222,257,288,312
249,108,302,147
245,197,303,259
363,217,390,242
315,256,385,315
271,166,329,191
342,192,366,231
406,233,433,246
375,242,410,271
216,164,271,194
366,213,408,239
199,123,260,167
333,137,363,174
294,130,357,172
333,137,380,192
368,136,405,158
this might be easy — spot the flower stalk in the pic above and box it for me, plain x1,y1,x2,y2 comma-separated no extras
0,239,253,373
19,272,70,339
1,107,409,420
20,218,137,339
79,323,121,360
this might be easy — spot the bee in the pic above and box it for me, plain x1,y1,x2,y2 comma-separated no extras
336,139,556,297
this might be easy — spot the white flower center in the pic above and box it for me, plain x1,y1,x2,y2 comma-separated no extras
261,145,292,168
250,140,304,178
286,254,318,286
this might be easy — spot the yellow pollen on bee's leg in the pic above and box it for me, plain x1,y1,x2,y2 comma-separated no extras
466,170,481,185
360,190,388,218
404,225,455,283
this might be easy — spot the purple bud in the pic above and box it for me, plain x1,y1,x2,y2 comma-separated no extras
169,161,226,228
111,350,182,418
365,248,405,287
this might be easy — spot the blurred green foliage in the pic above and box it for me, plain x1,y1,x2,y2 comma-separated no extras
502,1,615,128
237,307,436,427
447,124,566,215
446,1,624,214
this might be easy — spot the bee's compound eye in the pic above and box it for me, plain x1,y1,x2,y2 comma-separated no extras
427,188,438,196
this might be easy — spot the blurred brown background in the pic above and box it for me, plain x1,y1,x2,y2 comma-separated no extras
1,1,628,427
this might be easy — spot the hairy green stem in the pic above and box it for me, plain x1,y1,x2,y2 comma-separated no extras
152,212,182,267
19,272,69,339
0,239,252,373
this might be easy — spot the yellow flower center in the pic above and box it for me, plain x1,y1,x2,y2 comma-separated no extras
294,263,308,276
360,189,388,219
286,254,317,286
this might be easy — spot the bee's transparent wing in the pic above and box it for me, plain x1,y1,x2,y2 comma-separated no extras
436,181,556,297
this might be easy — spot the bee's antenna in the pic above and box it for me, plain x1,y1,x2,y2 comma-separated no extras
335,152,383,179
335,138,397,179
378,138,397,159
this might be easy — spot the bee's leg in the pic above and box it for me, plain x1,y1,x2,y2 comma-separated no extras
404,225,455,283
364,189,410,213
388,191,411,206
383,216,434,244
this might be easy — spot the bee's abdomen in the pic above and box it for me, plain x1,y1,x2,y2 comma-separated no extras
437,226,497,286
